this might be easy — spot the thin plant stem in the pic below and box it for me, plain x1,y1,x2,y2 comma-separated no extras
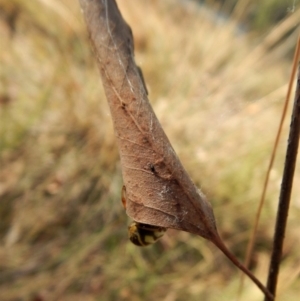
264,39,300,301
212,233,274,300
237,37,300,300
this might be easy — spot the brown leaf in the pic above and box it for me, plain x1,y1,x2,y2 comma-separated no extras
79,0,273,299
79,0,216,240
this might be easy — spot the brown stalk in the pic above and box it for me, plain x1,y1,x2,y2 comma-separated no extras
78,0,273,299
238,36,300,301
264,38,300,301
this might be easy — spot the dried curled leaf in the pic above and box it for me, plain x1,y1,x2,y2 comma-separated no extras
79,0,273,299
79,0,216,240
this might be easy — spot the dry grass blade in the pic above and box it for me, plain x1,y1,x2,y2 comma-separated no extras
79,0,273,299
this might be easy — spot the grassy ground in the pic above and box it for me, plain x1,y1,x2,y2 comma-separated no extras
0,0,299,300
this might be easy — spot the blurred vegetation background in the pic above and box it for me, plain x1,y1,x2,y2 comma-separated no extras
0,0,299,300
